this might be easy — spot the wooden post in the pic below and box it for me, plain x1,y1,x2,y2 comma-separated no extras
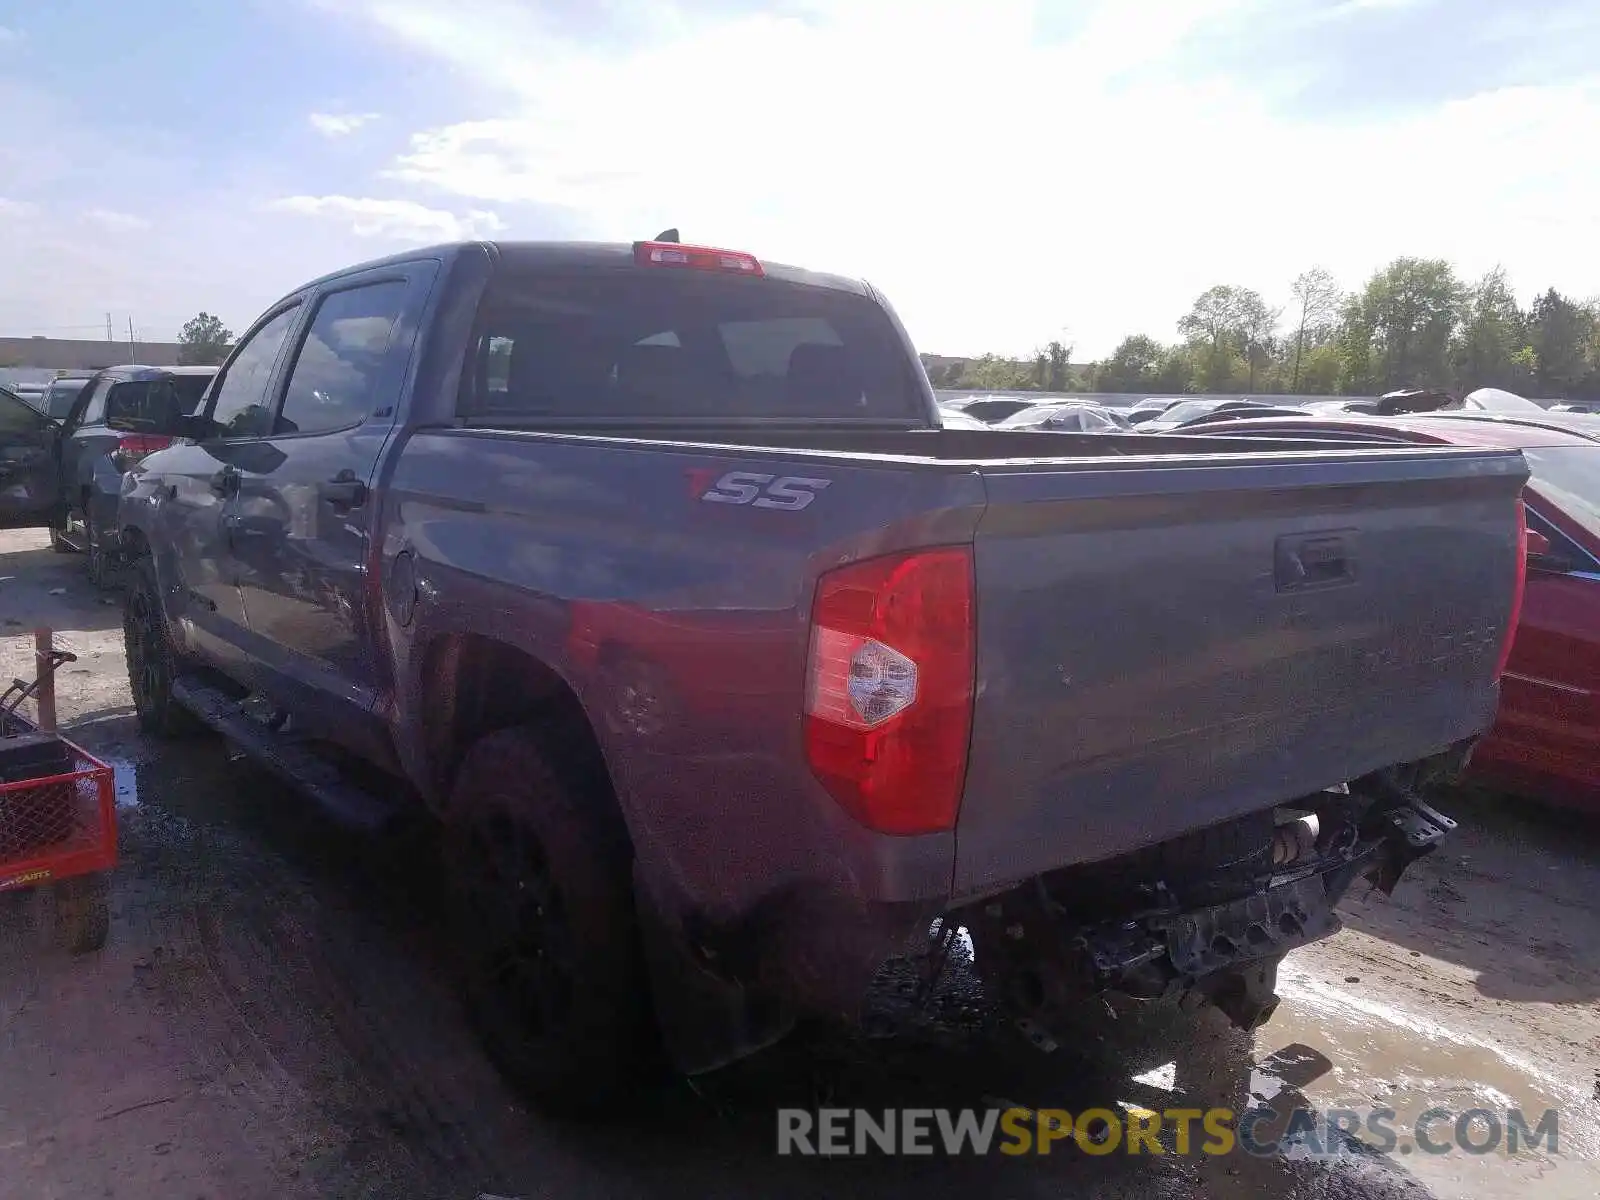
33,627,57,732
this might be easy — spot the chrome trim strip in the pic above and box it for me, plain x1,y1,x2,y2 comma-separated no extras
1502,671,1593,696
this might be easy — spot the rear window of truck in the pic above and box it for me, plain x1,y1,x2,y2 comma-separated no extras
460,269,921,422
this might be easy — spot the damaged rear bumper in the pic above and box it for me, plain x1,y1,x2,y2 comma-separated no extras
1078,786,1456,1027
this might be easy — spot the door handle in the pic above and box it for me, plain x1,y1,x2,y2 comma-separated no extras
1275,530,1357,592
209,466,240,497
321,472,368,509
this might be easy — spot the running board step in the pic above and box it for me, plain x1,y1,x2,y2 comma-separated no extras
170,676,397,832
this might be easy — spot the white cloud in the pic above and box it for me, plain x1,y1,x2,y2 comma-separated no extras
0,25,21,45
0,197,38,218
326,0,1600,357
84,208,152,232
309,111,381,137
270,194,505,241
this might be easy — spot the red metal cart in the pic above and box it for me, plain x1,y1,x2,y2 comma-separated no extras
0,632,116,953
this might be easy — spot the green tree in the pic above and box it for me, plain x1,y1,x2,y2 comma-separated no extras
1177,284,1275,391
954,354,1036,391
1093,335,1166,393
1298,343,1343,394
1154,345,1198,393
1288,267,1342,392
1527,289,1594,397
1451,267,1529,392
1045,340,1072,391
178,312,234,365
1344,258,1465,390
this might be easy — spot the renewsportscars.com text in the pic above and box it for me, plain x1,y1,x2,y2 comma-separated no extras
776,1106,1560,1158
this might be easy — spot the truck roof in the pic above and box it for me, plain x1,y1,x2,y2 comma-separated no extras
294,239,873,300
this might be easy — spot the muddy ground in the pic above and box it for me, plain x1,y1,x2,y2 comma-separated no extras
1,526,1597,1200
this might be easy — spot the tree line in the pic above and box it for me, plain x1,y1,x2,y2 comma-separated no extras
924,259,1600,400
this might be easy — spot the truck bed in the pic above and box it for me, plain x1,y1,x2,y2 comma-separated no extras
392,423,1525,909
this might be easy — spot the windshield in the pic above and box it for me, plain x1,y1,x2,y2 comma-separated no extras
465,268,921,422
1523,447,1600,541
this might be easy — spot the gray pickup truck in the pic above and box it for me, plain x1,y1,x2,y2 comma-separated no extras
116,237,1528,1113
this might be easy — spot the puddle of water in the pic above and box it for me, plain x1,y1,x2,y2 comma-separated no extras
1258,961,1599,1200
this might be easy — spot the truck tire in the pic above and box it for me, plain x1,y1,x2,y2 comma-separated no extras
123,555,203,739
48,510,74,553
443,726,656,1116
84,509,111,590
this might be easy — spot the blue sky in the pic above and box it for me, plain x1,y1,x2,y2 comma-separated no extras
2,0,1598,357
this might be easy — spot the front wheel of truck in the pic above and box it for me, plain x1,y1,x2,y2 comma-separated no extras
123,554,204,739
444,727,656,1116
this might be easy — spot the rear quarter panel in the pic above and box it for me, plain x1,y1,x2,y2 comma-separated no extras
381,429,982,918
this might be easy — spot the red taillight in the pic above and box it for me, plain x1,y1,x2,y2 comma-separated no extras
633,240,764,277
1495,501,1529,679
803,547,975,836
112,433,172,468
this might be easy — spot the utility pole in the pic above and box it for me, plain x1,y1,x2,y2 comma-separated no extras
105,313,113,341
127,316,135,360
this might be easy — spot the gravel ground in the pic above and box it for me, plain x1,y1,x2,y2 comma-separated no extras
1,526,1597,1200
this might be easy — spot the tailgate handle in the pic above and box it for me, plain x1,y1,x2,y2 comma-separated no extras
1276,531,1356,592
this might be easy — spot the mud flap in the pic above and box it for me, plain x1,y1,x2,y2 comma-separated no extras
631,863,794,1076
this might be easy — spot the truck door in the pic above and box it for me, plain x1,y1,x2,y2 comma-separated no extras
0,386,59,528
226,262,436,759
155,302,304,675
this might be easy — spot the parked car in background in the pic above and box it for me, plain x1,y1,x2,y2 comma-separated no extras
35,374,94,420
997,401,1130,431
1462,387,1546,413
51,365,218,585
935,406,990,429
938,394,1039,423
1124,397,1186,425
1175,410,1600,813
0,384,60,528
1168,404,1313,429
1138,398,1285,431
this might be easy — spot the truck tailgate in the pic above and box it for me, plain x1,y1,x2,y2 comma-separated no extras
955,446,1528,895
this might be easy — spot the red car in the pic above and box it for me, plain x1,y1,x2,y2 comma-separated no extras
1179,411,1600,811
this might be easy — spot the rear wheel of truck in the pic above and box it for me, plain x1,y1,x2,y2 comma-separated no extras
123,555,203,739
47,509,74,554
444,726,655,1116
84,509,112,590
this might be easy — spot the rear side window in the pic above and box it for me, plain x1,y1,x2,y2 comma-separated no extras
461,269,918,421
277,280,408,435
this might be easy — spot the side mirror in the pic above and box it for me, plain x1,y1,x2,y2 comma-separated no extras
1525,529,1577,575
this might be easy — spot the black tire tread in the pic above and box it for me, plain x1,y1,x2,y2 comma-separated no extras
444,726,654,1115
123,555,204,739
